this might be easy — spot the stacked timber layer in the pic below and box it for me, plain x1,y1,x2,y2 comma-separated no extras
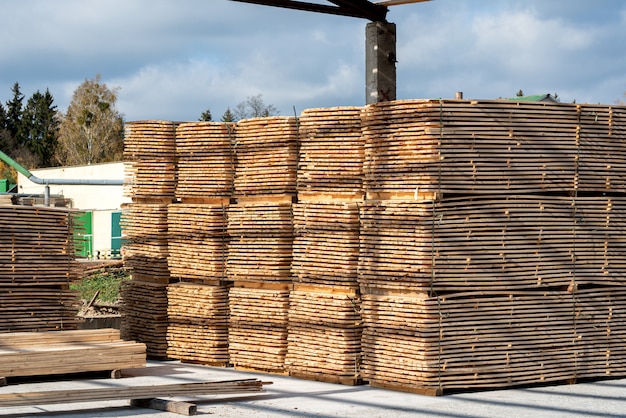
286,286,362,384
175,122,235,200
361,287,626,392
228,284,290,373
227,202,294,283
120,280,168,359
0,329,146,378
167,203,229,283
292,203,360,287
0,205,81,332
358,196,626,293
166,282,229,365
233,117,298,197
123,120,176,201
297,107,364,200
362,100,626,198
120,203,170,283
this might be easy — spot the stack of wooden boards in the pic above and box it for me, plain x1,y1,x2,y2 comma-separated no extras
122,121,177,359
0,328,145,378
285,108,365,383
0,205,81,333
358,99,626,394
121,99,626,394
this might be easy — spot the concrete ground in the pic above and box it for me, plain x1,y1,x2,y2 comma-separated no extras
2,360,625,417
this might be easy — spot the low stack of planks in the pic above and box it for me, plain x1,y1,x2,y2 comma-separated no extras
0,205,82,333
121,120,176,358
0,329,146,378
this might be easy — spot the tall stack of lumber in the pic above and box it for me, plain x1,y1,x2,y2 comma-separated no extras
286,107,364,384
165,122,234,365
227,117,298,373
0,205,81,332
359,99,626,394
121,121,176,358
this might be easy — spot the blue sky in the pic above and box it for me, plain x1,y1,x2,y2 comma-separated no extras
0,0,624,122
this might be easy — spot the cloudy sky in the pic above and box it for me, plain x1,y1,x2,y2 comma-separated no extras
1,0,625,122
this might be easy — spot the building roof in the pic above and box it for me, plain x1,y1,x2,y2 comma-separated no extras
506,94,560,103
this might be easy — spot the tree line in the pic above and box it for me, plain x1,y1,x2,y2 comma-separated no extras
0,74,279,184
0,75,124,183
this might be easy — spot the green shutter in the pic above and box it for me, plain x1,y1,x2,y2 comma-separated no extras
74,211,93,258
111,211,122,258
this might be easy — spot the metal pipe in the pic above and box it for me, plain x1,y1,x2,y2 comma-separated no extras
0,150,123,186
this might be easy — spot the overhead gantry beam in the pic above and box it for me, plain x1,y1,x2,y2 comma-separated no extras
230,0,388,22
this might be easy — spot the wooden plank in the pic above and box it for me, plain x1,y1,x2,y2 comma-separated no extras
0,379,266,408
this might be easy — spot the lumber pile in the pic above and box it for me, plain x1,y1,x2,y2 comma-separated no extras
120,281,168,359
361,287,626,392
233,117,298,197
0,329,145,378
286,286,362,384
166,282,229,365
286,107,364,383
167,203,229,283
123,120,177,201
121,121,176,356
227,202,294,283
0,205,81,332
228,284,290,372
362,100,626,198
120,203,170,283
358,99,626,393
226,200,294,372
175,122,235,200
297,107,364,200
227,113,297,370
291,203,360,287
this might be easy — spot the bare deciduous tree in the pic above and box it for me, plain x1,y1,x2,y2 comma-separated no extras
57,74,124,166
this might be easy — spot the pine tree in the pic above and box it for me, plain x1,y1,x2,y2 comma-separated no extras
21,89,59,167
6,82,24,143
221,107,235,123
199,108,212,121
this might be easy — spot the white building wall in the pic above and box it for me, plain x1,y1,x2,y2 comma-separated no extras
17,162,128,210
17,162,129,258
